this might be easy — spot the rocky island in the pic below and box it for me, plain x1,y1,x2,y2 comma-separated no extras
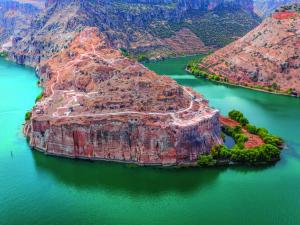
24,27,222,166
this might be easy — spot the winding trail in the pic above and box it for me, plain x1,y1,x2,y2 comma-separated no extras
37,42,217,124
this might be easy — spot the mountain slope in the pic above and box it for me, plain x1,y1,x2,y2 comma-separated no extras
7,0,260,66
13,0,45,9
254,0,299,17
0,1,40,49
198,4,300,95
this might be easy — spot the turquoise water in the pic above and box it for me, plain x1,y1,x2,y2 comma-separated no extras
1,56,300,225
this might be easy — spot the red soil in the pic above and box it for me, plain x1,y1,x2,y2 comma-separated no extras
219,116,239,127
272,12,298,20
219,116,264,149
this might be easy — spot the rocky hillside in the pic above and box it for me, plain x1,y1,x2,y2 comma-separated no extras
254,0,299,17
24,27,222,166
7,0,260,67
13,0,45,9
198,4,300,95
0,0,40,49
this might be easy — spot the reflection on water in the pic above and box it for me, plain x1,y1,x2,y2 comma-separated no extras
31,150,223,196
1,56,300,225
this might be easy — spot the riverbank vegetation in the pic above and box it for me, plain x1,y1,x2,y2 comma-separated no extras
25,112,31,121
0,51,8,58
120,48,150,62
187,60,298,97
198,110,283,167
35,93,43,103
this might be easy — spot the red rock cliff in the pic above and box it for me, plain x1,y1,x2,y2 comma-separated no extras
25,27,222,166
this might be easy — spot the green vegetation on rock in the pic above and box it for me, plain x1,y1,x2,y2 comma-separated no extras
35,93,43,103
188,59,297,97
187,60,226,82
25,111,31,121
198,110,284,167
228,110,249,126
0,51,8,58
197,154,217,167
170,9,260,47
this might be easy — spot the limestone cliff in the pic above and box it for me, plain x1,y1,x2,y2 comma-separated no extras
24,27,222,166
198,4,300,95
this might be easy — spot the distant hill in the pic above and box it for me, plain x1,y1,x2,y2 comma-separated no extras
0,1,40,49
7,0,260,66
254,0,299,17
198,4,300,95
13,0,45,9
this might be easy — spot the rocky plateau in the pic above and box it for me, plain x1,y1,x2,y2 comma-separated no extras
24,27,222,166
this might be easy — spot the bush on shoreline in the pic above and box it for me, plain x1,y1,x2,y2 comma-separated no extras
187,61,224,82
187,60,298,97
197,154,216,167
198,110,283,167
35,93,43,103
25,112,31,121
0,51,8,58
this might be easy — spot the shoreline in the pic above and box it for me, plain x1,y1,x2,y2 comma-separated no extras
186,68,299,98
29,145,279,169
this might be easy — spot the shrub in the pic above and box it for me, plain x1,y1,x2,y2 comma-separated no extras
234,133,248,144
263,135,283,147
197,154,216,167
223,125,247,147
119,48,129,57
0,51,8,58
230,144,280,164
228,110,249,125
234,125,242,133
228,110,243,121
271,83,280,90
239,117,249,126
211,145,231,160
246,124,258,134
35,93,43,103
25,112,31,121
137,55,149,62
257,128,269,138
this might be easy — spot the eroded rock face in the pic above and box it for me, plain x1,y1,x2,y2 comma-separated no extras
24,27,222,166
254,0,299,17
8,0,259,67
199,5,300,94
0,1,40,48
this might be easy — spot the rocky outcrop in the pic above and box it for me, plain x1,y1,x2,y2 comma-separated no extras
7,0,259,67
13,1,45,9
254,0,299,17
162,28,211,55
199,4,300,95
24,27,222,166
0,1,40,48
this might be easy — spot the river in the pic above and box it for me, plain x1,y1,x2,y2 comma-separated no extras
1,56,300,225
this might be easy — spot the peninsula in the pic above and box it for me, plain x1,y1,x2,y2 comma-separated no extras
24,28,222,166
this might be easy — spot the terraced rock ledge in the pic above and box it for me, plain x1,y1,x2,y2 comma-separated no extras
24,27,222,166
